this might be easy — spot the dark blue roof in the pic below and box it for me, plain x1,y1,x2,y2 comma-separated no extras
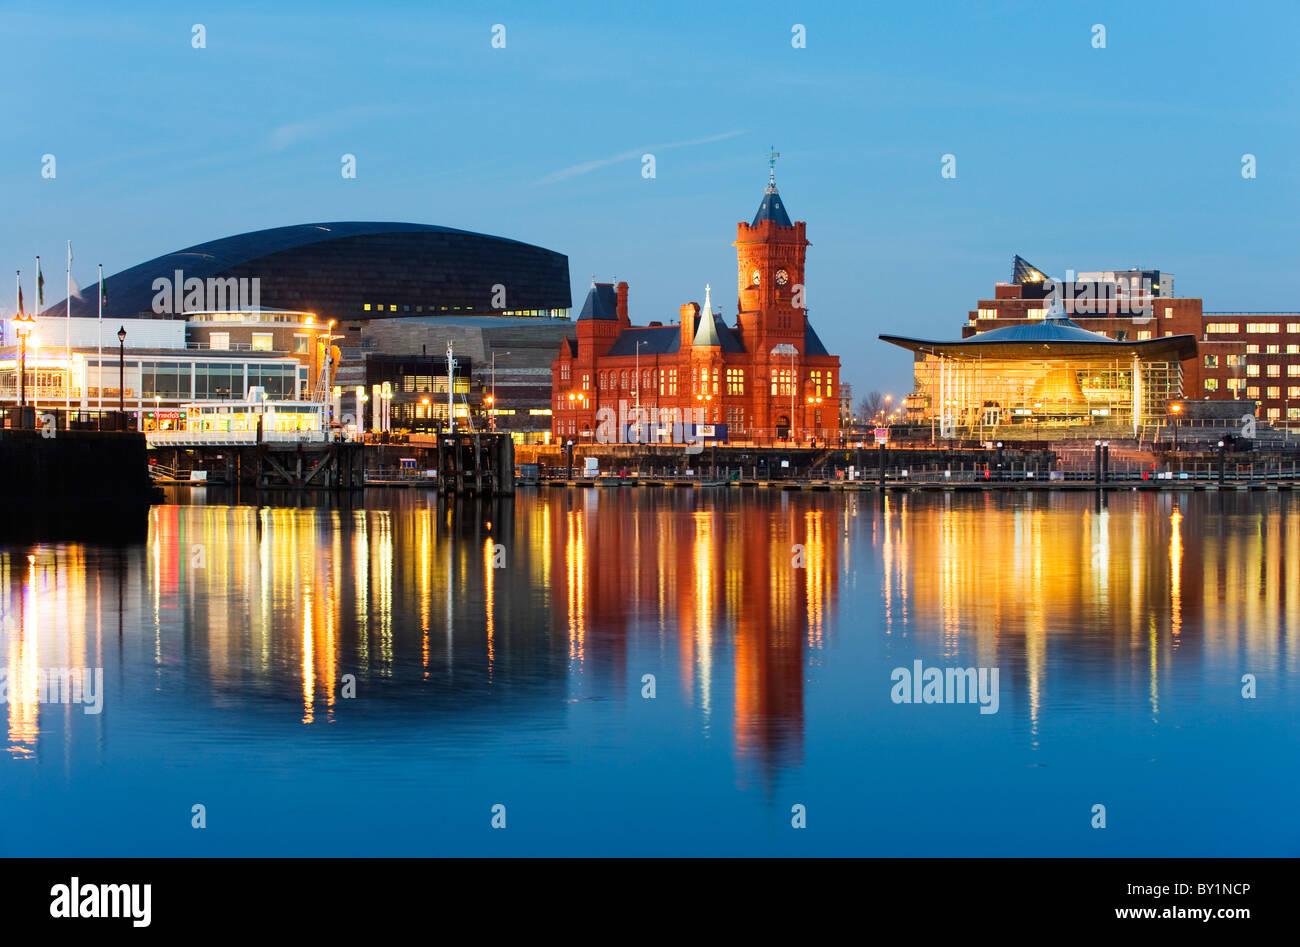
804,322,830,356
709,316,745,353
968,316,1114,344
576,283,619,321
605,326,681,357
752,185,792,227
41,221,570,320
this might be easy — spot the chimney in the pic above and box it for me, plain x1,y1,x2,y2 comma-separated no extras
680,302,699,349
616,281,629,325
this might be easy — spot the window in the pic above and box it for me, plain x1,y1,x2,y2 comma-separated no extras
1247,322,1280,333
1266,344,1280,354
560,364,570,382
1204,354,1219,369
1267,364,1281,377
1290,365,1300,376
1204,378,1219,392
1291,387,1300,398
1026,308,1045,319
977,308,997,320
1267,387,1281,399
642,369,650,389
1246,345,1260,354
661,368,677,396
1227,355,1247,368
292,334,309,354
1228,378,1246,392
771,368,794,396
711,366,719,395
1288,345,1299,354
1267,407,1281,420
1289,323,1300,333
210,332,230,350
1137,330,1153,340
1206,323,1239,333
581,373,590,390
598,371,607,389
1164,307,1173,319
251,333,273,352
1247,365,1260,376
726,368,744,395
1290,407,1300,420
1248,387,1260,398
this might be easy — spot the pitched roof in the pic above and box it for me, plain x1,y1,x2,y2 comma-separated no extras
692,285,721,347
752,182,793,227
576,282,619,321
605,326,681,357
1011,254,1047,285
804,321,830,356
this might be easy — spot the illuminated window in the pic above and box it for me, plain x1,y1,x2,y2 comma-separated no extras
1289,323,1300,333
1247,322,1280,333
1288,345,1299,354
1267,364,1281,376
1227,354,1247,368
1206,323,1239,333
977,308,997,320
363,304,371,311
1247,364,1260,376
1290,365,1300,376
581,373,590,390
1227,378,1246,392
251,333,273,352
1137,330,1152,340
292,334,309,354
1026,308,1045,320
726,368,744,395
1267,387,1281,398
1247,345,1260,354
1164,307,1173,319
1266,344,1280,354
1247,386,1260,398
1204,354,1219,368
1204,378,1219,391
711,366,719,395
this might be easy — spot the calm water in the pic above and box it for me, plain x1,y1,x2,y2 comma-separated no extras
0,487,1296,856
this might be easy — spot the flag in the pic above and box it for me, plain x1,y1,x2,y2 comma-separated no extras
101,282,108,308
37,264,44,306
18,285,24,313
69,274,83,300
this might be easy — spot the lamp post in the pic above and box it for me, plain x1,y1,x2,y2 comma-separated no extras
490,349,509,431
14,311,35,424
1170,402,1182,450
635,340,647,411
117,325,127,428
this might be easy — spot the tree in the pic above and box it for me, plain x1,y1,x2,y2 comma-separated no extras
858,390,885,422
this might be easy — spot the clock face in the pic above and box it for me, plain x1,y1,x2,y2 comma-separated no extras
750,268,761,286
775,268,789,286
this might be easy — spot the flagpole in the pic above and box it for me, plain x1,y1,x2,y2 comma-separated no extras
97,263,103,414
66,240,72,413
34,256,40,412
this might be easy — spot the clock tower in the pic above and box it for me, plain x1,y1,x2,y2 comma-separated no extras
734,155,809,355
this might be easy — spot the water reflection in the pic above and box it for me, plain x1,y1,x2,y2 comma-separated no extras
0,488,1296,791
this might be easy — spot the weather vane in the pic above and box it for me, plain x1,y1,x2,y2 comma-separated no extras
768,146,780,184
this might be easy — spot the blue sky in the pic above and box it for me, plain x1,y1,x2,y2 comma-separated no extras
2,0,1298,397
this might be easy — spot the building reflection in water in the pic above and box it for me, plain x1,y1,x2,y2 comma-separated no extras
2,489,1296,784
877,491,1300,736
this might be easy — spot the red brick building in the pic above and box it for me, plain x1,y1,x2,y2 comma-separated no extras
954,256,1300,428
551,171,841,445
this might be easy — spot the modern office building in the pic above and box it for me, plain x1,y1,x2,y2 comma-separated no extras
550,168,842,445
958,255,1300,428
883,299,1198,437
0,315,307,430
28,221,575,436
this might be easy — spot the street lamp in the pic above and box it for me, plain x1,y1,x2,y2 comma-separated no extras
490,349,510,431
635,339,647,411
13,311,35,420
117,325,127,427
1170,401,1183,450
